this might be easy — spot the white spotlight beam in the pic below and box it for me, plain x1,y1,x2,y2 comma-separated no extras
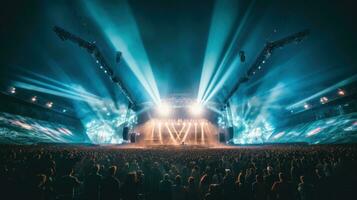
200,0,257,103
53,26,135,105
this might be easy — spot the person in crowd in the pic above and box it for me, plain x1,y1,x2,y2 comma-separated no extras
1,145,357,200
297,175,314,200
186,176,199,200
56,167,81,200
199,173,210,199
236,171,251,200
171,175,185,200
252,174,268,200
28,174,47,200
204,184,222,200
271,172,294,200
84,164,103,200
159,173,173,200
101,166,120,200
222,169,235,200
121,172,138,200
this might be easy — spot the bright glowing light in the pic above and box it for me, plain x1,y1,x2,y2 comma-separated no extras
273,131,285,139
320,97,328,104
46,102,53,108
190,103,204,116
84,0,161,105
31,96,37,102
338,89,345,96
85,120,123,144
10,87,16,94
306,127,322,137
157,103,171,116
304,103,310,109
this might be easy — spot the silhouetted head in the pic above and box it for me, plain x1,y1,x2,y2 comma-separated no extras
256,174,263,182
108,166,117,176
188,176,195,186
163,173,170,181
300,175,305,183
92,164,100,174
175,175,181,185
279,172,286,182
125,172,137,185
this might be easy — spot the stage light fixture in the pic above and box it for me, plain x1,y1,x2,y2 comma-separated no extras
320,97,328,104
31,96,37,102
190,103,204,116
157,103,171,117
304,103,310,109
338,89,345,96
46,102,53,108
10,87,16,94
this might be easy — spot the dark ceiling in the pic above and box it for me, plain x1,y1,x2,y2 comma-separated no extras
1,0,356,115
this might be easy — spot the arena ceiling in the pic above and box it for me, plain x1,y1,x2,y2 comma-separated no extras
1,0,357,118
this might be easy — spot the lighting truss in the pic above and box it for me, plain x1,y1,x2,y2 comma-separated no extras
223,29,310,104
53,26,135,105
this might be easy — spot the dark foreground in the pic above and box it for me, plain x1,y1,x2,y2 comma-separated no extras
0,144,356,200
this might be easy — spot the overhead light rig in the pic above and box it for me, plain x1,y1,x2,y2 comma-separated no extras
223,29,310,105
53,26,135,106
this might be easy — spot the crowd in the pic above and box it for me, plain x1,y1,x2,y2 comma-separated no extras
0,144,356,200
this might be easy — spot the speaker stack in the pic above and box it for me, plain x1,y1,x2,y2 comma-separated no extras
122,127,129,140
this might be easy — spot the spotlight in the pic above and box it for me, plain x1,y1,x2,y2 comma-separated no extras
189,103,204,116
338,89,345,96
304,103,310,109
320,97,328,104
10,87,16,94
157,103,171,117
96,60,99,63
100,66,103,69
104,70,107,74
46,102,53,108
62,109,67,113
31,96,37,102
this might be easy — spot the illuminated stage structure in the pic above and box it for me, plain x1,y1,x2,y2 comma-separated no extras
131,96,223,147
135,119,219,146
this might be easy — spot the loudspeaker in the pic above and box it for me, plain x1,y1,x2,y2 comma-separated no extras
219,133,226,143
227,127,234,141
122,127,129,140
130,133,136,143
